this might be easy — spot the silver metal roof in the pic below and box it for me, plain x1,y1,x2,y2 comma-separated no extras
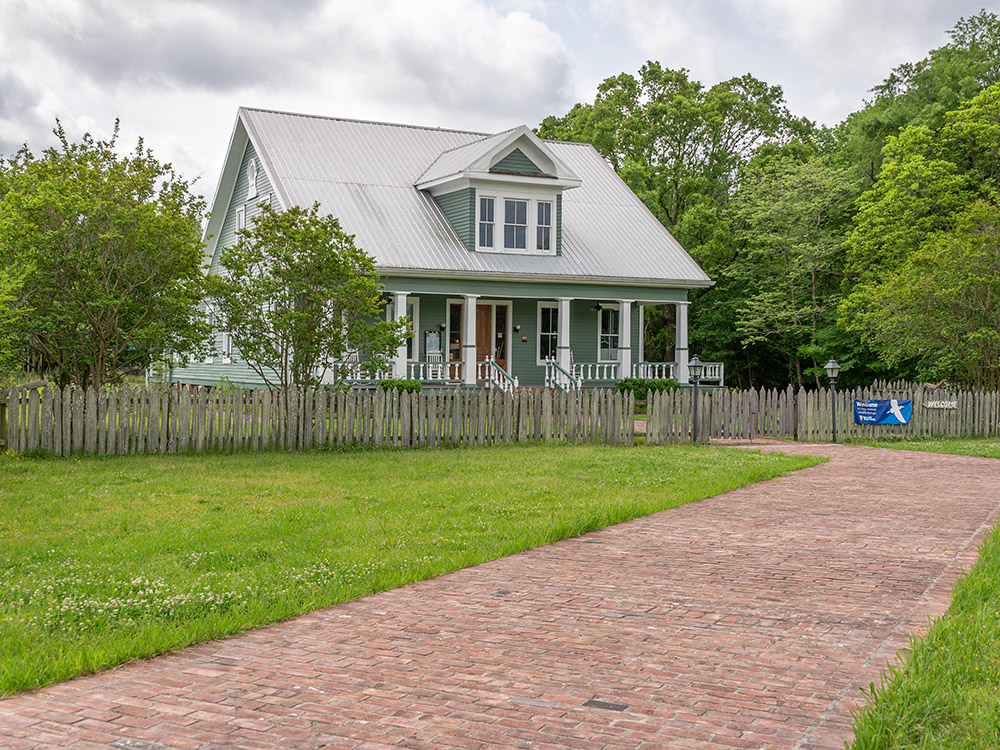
239,107,712,287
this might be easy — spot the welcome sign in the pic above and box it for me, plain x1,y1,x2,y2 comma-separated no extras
854,399,912,425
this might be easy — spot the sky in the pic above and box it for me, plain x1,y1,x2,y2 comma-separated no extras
0,0,991,203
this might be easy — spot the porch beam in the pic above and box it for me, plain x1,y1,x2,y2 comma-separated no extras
462,294,479,386
675,301,690,384
618,299,632,379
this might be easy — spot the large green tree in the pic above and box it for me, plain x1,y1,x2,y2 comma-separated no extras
209,202,405,390
0,264,30,378
841,84,1000,387
0,121,208,388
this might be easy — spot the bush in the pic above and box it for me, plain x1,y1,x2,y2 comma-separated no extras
377,378,422,393
616,377,679,400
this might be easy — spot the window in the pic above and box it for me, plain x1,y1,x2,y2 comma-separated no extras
448,302,463,362
205,309,215,364
537,201,552,251
538,302,558,363
246,158,258,199
599,306,620,362
479,197,495,248
504,199,527,249
236,205,246,232
222,331,233,364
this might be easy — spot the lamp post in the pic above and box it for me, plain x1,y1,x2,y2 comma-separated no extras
824,359,841,444
689,355,704,445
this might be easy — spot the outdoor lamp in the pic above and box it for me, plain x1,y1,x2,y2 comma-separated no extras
824,359,840,443
439,322,447,331
689,355,704,444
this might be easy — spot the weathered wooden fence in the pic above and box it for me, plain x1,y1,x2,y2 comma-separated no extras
647,383,1000,444
1,384,635,456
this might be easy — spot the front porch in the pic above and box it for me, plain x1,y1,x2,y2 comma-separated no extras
326,290,723,392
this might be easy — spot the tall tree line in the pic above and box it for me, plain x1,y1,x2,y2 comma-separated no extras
538,10,1000,390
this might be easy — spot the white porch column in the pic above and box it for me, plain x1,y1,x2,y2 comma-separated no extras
462,294,479,386
675,301,690,384
618,299,632,379
556,297,572,374
393,291,409,379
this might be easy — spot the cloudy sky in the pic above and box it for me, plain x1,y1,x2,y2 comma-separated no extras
0,0,989,202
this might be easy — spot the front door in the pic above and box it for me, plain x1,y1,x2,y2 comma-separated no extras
475,303,509,372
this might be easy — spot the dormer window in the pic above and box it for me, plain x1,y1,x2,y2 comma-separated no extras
504,199,527,250
537,201,552,251
479,196,495,248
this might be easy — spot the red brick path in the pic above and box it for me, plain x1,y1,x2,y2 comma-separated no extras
3,443,999,749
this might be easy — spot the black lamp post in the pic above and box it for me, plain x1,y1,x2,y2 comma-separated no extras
824,359,841,443
689,355,704,445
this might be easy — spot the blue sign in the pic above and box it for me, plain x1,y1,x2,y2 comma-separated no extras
854,399,912,425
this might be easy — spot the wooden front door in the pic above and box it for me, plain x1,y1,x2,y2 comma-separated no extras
475,303,509,372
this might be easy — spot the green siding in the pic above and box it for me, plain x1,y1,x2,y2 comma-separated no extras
492,148,543,174
434,188,476,252
171,140,276,388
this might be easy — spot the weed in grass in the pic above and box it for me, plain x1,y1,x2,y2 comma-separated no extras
0,444,821,695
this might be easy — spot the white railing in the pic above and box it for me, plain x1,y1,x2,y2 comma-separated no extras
323,360,390,383
544,358,581,391
573,361,619,382
408,360,463,383
477,358,519,394
700,362,725,386
632,361,675,380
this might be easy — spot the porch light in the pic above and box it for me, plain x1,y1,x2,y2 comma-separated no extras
824,359,840,444
688,355,704,381
439,322,446,331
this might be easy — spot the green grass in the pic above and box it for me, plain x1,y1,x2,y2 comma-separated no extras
848,436,1000,459
848,437,1000,749
0,443,821,696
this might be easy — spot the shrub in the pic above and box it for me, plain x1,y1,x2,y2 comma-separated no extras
377,378,422,393
616,377,679,400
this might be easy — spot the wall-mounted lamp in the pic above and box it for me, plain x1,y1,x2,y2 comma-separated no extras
439,322,447,331
513,324,521,333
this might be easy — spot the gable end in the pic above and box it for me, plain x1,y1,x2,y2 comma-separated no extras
491,148,543,175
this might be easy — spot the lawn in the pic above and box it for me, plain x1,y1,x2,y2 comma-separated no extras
0,442,820,696
848,437,1000,749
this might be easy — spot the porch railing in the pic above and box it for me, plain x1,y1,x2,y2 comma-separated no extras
544,358,582,391
408,360,463,383
324,361,391,384
632,361,675,380
573,361,619,382
477,357,519,394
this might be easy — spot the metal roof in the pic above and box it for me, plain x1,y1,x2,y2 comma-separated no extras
238,107,712,288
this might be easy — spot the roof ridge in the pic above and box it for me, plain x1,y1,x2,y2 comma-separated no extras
239,106,492,137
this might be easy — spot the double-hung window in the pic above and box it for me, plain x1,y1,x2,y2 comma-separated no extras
504,199,527,250
538,302,558,363
479,197,495,249
537,201,552,251
599,306,620,362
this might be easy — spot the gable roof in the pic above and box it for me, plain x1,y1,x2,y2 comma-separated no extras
206,107,712,288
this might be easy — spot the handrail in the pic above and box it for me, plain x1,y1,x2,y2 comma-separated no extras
573,361,619,382
478,357,519,394
408,360,463,382
326,360,390,383
544,358,581,391
632,362,675,380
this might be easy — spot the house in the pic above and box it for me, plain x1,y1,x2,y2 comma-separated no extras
170,107,720,391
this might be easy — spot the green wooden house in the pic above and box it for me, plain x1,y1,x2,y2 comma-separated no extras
170,107,721,390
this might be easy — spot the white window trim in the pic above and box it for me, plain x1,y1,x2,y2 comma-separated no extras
246,158,258,200
478,195,496,250
236,205,246,232
204,309,215,364
474,184,558,256
445,298,514,371
536,200,553,252
222,331,233,364
537,301,558,366
386,297,420,361
597,303,621,363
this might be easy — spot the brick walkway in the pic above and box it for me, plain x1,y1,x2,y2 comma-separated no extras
3,443,999,749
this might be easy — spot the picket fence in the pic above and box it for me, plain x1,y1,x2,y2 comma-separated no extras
0,384,636,456
647,383,1000,444
3,381,998,456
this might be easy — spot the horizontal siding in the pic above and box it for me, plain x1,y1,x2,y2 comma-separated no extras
492,148,542,174
433,188,475,252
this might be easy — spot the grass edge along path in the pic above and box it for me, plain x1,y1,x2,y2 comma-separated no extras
0,443,821,697
848,437,1000,749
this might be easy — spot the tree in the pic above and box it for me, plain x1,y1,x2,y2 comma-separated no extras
0,264,30,378
0,121,208,388
208,202,406,390
841,84,1000,387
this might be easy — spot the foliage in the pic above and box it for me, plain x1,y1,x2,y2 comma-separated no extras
208,202,406,390
0,120,208,389
377,378,421,393
841,85,1000,388
0,444,821,695
0,264,30,376
615,377,679,400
